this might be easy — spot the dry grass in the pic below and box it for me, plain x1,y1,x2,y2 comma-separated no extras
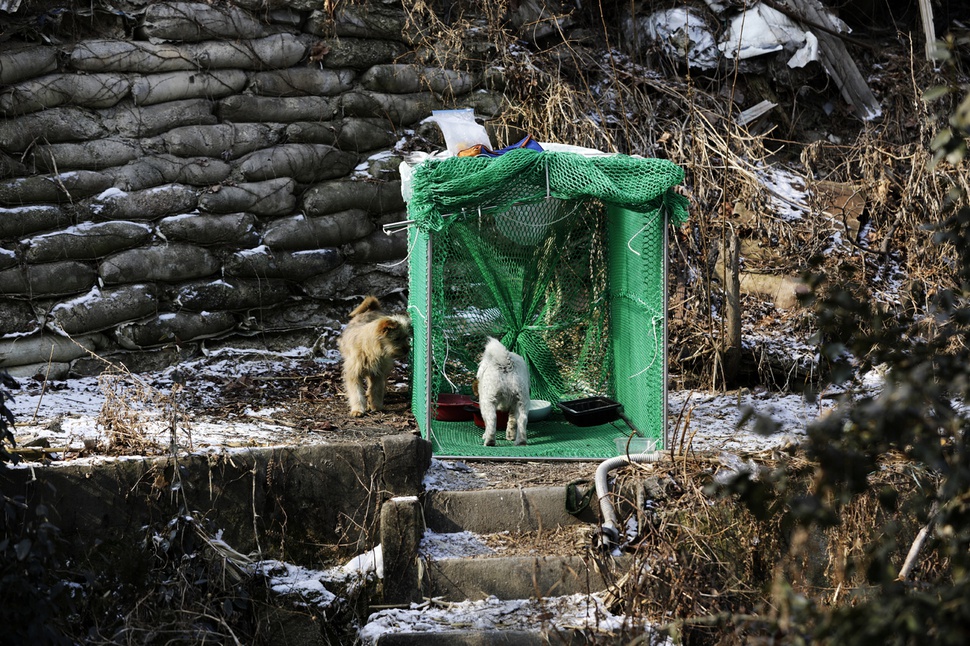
94,365,189,455
584,452,949,642
403,2,970,391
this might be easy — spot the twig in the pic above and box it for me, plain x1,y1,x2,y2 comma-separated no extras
897,502,938,581
31,343,55,424
245,373,334,382
9,446,73,454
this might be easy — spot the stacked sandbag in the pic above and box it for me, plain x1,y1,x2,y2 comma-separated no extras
0,0,502,378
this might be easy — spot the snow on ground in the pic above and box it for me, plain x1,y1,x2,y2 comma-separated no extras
670,387,830,454
1,352,869,643
4,351,332,462
358,593,670,645
4,351,841,465
420,528,497,558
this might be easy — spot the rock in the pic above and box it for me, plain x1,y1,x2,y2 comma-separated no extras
236,144,358,183
23,221,153,262
158,212,259,247
262,210,375,250
198,178,296,215
250,69,356,97
0,205,72,238
0,171,113,206
0,261,98,296
148,123,281,160
141,2,270,41
285,118,398,152
88,184,199,221
100,243,220,284
380,496,425,605
116,310,237,349
302,178,404,216
174,278,292,311
48,284,158,335
224,246,342,281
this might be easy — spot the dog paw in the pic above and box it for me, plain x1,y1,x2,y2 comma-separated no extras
514,438,527,446
350,409,366,417
483,436,495,447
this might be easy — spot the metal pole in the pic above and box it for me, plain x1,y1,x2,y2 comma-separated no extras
663,204,670,452
424,232,434,442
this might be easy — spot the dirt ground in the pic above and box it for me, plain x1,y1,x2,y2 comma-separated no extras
161,357,599,490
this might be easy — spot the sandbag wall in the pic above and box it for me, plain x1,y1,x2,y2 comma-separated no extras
0,0,503,379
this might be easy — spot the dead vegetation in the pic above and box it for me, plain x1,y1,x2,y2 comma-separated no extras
6,2,970,643
404,0,970,393
593,452,948,643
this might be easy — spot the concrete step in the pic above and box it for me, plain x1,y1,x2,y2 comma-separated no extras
418,486,609,601
421,553,622,601
363,490,653,646
362,583,656,646
373,628,633,645
422,486,600,535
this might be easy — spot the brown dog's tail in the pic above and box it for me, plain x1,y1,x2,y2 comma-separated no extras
349,295,381,318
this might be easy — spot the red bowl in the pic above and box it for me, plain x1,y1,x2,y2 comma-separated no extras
434,393,475,421
469,403,509,429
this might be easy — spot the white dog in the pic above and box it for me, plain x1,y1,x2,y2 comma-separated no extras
476,337,530,446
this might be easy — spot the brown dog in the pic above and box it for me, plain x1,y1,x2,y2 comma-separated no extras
337,296,411,417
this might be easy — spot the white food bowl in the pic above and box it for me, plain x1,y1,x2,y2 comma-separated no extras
528,399,552,422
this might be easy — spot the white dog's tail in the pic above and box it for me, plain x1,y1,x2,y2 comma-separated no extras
483,337,515,372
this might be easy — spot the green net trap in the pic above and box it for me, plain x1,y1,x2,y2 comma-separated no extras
403,148,688,459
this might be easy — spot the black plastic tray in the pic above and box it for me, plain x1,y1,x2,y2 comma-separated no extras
559,396,623,427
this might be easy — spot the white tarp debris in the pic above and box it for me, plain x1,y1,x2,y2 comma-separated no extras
623,7,720,70
343,544,384,578
255,560,339,610
718,2,823,68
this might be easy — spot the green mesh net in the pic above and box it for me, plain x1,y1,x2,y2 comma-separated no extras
406,148,687,458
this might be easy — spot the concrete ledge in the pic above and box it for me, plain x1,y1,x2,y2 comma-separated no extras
0,434,431,564
423,487,600,535
375,629,625,645
422,554,626,601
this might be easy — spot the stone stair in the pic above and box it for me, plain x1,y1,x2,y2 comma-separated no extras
419,487,608,602
361,485,659,645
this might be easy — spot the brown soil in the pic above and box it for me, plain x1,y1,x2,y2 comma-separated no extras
175,358,599,490
479,525,595,558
